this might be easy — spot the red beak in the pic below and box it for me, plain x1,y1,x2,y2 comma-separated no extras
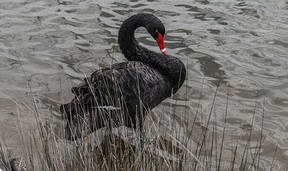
156,32,166,54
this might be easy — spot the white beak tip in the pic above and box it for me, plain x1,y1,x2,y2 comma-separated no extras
161,48,167,54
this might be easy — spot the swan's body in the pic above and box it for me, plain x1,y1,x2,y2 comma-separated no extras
60,13,186,140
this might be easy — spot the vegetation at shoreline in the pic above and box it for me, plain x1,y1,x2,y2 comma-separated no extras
0,82,277,171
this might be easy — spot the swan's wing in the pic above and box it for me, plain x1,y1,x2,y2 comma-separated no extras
61,62,135,120
69,61,171,108
70,62,131,97
60,61,172,136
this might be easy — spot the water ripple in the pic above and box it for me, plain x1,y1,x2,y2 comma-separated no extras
0,0,287,169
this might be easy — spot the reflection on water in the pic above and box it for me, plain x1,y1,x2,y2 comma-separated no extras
0,0,288,169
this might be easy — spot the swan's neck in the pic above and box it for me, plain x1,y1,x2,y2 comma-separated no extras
118,14,186,91
118,15,144,60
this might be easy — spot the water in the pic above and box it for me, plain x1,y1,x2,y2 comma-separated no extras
0,0,288,169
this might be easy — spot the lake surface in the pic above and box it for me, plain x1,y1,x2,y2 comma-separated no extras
0,0,288,170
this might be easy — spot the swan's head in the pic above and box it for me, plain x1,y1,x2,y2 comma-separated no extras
146,20,166,54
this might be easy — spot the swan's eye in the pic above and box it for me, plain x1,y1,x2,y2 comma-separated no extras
158,27,165,37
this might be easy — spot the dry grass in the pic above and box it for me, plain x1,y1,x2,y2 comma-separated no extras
0,81,274,171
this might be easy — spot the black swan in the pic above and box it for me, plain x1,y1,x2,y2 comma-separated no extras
60,13,186,140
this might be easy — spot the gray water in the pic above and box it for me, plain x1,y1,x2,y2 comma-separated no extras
0,0,288,170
